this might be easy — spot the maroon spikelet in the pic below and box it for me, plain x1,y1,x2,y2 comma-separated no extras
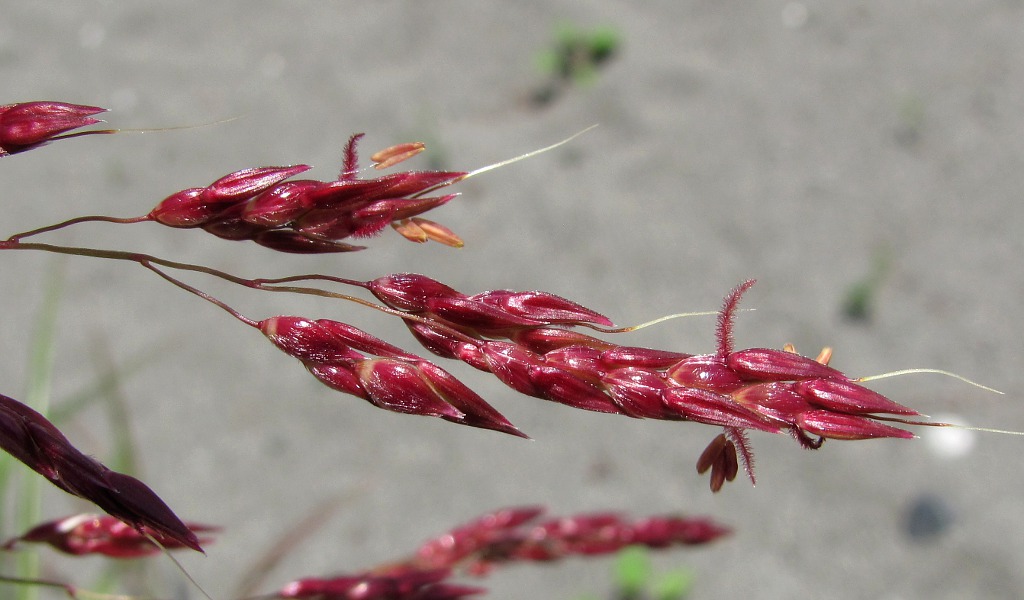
3,514,219,558
278,569,483,600
0,101,107,156
276,506,728,599
259,316,526,438
407,506,730,575
143,135,469,252
0,393,203,552
361,274,931,491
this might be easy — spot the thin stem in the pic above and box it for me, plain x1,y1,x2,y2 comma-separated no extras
7,215,148,243
48,129,118,142
256,283,392,310
250,273,366,288
0,576,77,600
5,240,680,350
139,261,257,328
0,240,480,343
1,241,257,286
5,240,704,351
0,574,141,600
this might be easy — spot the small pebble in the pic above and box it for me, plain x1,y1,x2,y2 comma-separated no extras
904,493,954,541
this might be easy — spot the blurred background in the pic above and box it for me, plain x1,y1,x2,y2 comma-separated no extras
1,2,1022,598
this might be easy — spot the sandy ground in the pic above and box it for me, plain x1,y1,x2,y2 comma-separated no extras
2,2,1023,599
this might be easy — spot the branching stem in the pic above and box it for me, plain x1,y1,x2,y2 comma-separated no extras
0,573,139,600
6,215,149,242
0,240,484,345
140,261,257,327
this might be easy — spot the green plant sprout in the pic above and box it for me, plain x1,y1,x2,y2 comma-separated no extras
533,23,621,106
841,245,893,323
575,546,694,600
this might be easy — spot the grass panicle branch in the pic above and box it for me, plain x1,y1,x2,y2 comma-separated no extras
273,506,728,600
0,234,967,493
0,94,1010,599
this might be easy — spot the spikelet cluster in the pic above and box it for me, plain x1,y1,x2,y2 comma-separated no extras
0,101,107,156
2,513,218,558
259,315,525,437
276,506,728,599
147,134,467,252
365,275,924,491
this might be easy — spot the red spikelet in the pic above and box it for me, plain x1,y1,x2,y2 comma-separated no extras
0,101,107,156
0,393,203,552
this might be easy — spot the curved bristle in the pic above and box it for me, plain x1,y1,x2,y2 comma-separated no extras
716,280,756,358
724,426,756,486
858,368,1003,394
339,132,365,180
